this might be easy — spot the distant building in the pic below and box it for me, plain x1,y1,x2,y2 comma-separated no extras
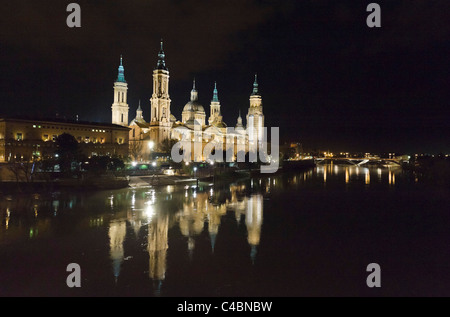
0,117,130,162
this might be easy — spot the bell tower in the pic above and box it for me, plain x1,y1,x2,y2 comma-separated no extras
208,82,223,125
246,74,264,144
150,40,171,123
111,55,129,126
149,40,172,147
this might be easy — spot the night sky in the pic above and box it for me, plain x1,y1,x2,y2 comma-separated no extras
1,0,449,153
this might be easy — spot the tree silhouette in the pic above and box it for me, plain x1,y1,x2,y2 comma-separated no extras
55,133,80,175
160,138,178,157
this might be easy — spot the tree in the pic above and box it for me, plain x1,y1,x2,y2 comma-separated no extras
129,140,143,162
6,157,36,183
109,157,125,177
85,156,125,178
86,155,110,176
55,133,81,175
160,138,178,157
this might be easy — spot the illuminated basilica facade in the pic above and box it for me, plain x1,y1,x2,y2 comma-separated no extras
111,41,265,162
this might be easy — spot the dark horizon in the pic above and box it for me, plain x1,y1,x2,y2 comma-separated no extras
1,0,449,154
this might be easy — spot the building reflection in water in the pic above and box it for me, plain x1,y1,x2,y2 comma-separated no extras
101,167,406,294
245,195,263,264
178,190,227,258
0,164,415,296
147,212,169,295
176,184,263,265
108,219,126,283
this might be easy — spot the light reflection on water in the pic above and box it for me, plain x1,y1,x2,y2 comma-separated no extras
0,165,446,296
0,166,403,246
314,164,402,187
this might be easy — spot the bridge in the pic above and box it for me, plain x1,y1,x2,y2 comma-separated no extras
314,157,404,166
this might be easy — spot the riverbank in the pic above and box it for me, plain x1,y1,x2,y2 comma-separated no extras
0,160,318,192
0,176,129,193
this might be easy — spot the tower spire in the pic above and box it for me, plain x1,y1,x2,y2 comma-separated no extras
156,39,167,70
251,73,259,95
190,78,198,101
236,109,243,128
212,81,219,102
116,55,126,83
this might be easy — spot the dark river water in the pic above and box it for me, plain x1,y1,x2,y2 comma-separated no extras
1,165,449,297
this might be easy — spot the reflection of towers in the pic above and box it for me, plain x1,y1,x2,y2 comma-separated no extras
127,212,142,237
127,192,143,237
246,195,263,264
176,185,264,267
179,194,207,259
208,212,220,252
178,191,227,255
148,213,169,294
109,219,127,282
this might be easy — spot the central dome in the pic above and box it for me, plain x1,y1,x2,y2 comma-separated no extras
183,79,205,113
183,100,204,113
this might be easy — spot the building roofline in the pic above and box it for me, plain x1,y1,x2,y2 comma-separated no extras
0,115,130,130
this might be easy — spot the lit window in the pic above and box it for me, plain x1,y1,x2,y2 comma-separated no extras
16,133,23,141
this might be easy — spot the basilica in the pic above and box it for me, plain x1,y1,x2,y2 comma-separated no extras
111,41,265,162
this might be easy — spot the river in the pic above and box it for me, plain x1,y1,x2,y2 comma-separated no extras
1,165,449,296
